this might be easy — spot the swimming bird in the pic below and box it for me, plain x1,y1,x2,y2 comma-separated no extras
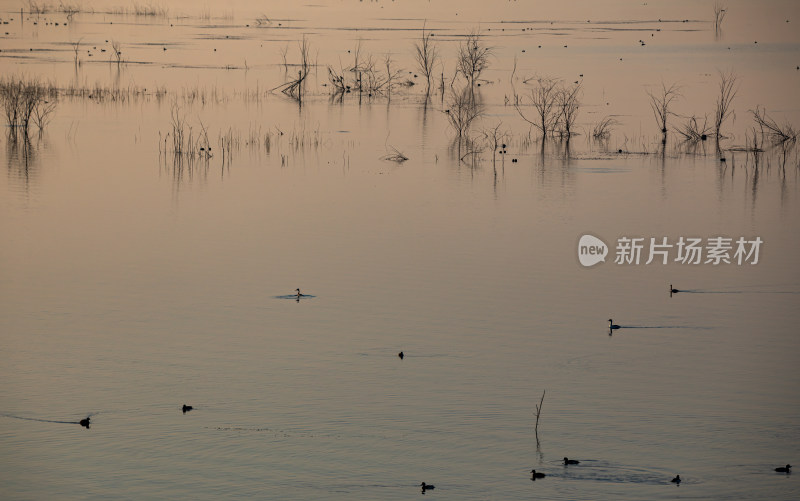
564,457,580,465
670,284,679,294
79,417,90,428
398,351,404,359
608,319,620,330
531,469,546,479
775,464,791,473
182,404,193,413
420,482,435,490
295,288,303,298
671,475,681,483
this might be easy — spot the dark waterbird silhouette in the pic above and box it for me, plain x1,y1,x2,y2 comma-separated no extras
775,464,791,473
531,469,546,479
398,351,404,359
564,457,580,465
182,404,193,413
420,482,435,491
677,286,800,295
671,474,681,483
294,288,315,302
669,284,679,296
2,412,96,427
275,290,315,301
608,319,621,330
609,323,706,331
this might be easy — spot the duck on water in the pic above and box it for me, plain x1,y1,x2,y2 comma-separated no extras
531,470,546,479
608,319,621,330
775,464,791,473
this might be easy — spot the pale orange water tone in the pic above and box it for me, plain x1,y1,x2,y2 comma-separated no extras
1,1,799,499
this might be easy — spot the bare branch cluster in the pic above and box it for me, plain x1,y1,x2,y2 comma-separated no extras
646,81,681,140
276,37,312,103
414,23,439,97
592,116,620,140
0,76,58,138
751,106,797,143
714,70,738,139
444,86,483,139
514,77,582,140
713,2,727,35
328,41,406,97
457,30,492,88
110,40,124,64
556,82,582,139
160,105,213,163
675,114,712,142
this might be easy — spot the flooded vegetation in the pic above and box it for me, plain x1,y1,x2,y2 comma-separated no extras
1,1,799,499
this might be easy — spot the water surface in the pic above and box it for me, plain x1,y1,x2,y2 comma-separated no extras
1,1,799,499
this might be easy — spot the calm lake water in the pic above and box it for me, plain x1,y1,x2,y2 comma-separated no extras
2,1,799,499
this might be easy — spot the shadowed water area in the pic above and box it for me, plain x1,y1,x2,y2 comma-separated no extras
1,1,799,499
